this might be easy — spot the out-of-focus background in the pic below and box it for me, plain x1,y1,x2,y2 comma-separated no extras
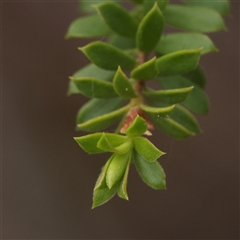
2,1,239,239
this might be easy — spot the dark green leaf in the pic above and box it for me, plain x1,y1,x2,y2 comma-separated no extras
79,41,136,70
95,2,138,38
134,136,165,162
131,0,143,4
183,0,230,15
80,0,120,13
140,104,175,117
108,35,136,50
131,57,159,81
70,77,117,98
133,149,166,189
183,66,206,89
125,115,148,136
113,67,137,98
65,15,111,39
156,48,202,77
155,33,218,55
106,152,131,189
143,0,169,12
136,3,164,52
143,86,193,104
163,5,227,32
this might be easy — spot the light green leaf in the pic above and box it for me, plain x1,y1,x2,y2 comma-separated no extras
134,136,165,162
183,0,230,15
125,115,148,136
155,33,218,55
106,152,131,189
80,0,120,13
143,86,193,104
131,57,159,81
140,104,175,117
65,15,111,39
163,5,227,32
95,2,138,38
136,3,164,52
183,66,206,89
143,0,169,12
158,76,210,114
70,77,117,98
156,48,202,77
133,149,166,189
113,67,137,98
79,41,136,70
108,35,136,50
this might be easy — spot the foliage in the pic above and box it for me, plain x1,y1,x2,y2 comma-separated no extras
66,0,229,208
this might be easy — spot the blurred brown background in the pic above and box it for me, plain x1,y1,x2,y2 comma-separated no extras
2,1,239,239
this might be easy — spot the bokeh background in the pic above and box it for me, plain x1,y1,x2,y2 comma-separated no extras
2,1,239,239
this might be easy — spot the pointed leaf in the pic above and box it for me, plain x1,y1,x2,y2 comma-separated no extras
109,35,136,50
156,48,202,77
80,0,120,13
65,15,111,39
79,41,136,71
125,115,148,136
155,33,218,55
183,0,230,15
95,2,138,38
70,77,117,98
163,5,227,32
143,86,193,104
131,57,159,81
183,66,206,89
113,67,137,98
133,136,165,162
136,3,164,52
106,152,131,189
143,0,169,12
133,149,166,189
140,104,175,117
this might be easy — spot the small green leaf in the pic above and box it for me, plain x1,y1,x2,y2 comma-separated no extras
143,0,169,13
79,41,136,71
183,0,230,15
108,35,136,50
155,33,218,55
97,133,131,154
70,77,117,98
65,15,111,39
136,3,164,52
183,66,206,89
158,76,210,114
95,2,138,38
140,104,175,117
143,86,193,104
131,57,159,81
125,115,148,136
113,67,137,98
118,157,131,200
156,48,202,77
106,152,131,189
77,104,130,132
133,149,166,189
163,5,227,32
80,0,120,13
133,136,165,162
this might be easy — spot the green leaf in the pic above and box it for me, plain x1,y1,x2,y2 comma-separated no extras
125,115,148,136
97,133,131,154
92,156,118,209
108,35,136,50
79,41,136,71
155,33,218,55
80,0,120,13
136,3,164,52
113,67,137,98
65,15,111,39
156,48,202,77
77,104,130,132
106,152,131,189
143,0,169,12
134,136,165,162
95,2,138,38
183,66,206,89
140,104,175,117
143,86,193,104
131,57,159,81
133,149,166,189
163,5,227,32
158,76,210,114
118,157,131,200
131,0,143,4
70,77,117,98
183,0,230,15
